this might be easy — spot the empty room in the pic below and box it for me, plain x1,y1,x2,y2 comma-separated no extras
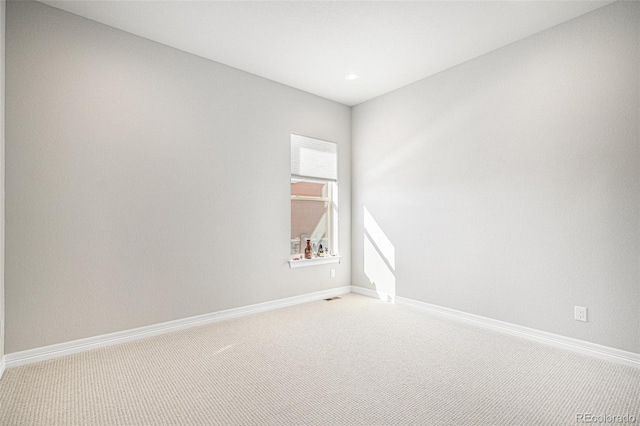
0,0,638,424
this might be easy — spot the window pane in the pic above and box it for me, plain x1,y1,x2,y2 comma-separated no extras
291,181,326,197
291,199,328,255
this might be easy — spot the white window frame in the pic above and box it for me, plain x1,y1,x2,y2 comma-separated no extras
289,134,340,268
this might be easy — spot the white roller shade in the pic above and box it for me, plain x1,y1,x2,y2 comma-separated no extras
291,134,337,181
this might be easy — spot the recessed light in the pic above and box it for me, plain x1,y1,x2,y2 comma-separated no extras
344,73,360,81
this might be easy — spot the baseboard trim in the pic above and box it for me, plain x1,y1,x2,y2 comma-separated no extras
5,286,352,369
0,355,5,378
7,286,638,370
350,285,395,302
391,294,640,369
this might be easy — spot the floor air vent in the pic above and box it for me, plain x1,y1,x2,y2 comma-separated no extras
324,297,342,301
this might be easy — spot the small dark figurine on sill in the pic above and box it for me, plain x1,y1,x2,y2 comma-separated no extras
318,243,325,257
304,239,312,259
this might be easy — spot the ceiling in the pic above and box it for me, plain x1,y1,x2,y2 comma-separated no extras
39,0,614,106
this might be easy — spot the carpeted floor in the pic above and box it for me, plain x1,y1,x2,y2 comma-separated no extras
0,293,638,425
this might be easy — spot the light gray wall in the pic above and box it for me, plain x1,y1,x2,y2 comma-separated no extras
0,0,5,361
5,1,351,353
352,1,639,353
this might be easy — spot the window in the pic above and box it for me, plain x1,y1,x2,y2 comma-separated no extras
290,134,338,262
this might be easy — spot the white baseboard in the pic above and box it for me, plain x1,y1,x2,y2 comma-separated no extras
6,285,638,370
0,355,5,378
390,294,640,369
350,285,395,302
350,285,639,369
5,286,352,369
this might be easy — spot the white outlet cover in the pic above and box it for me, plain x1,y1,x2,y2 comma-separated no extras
574,306,587,322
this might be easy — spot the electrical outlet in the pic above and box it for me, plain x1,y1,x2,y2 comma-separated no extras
330,269,336,278
574,306,587,322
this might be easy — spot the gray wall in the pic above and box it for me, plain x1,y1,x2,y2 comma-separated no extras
352,1,639,353
5,1,351,353
0,0,5,362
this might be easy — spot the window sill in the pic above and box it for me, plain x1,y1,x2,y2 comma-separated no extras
288,256,341,269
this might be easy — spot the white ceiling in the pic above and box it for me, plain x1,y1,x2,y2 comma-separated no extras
40,0,614,106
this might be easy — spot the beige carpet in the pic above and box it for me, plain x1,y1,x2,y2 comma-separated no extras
0,293,638,425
